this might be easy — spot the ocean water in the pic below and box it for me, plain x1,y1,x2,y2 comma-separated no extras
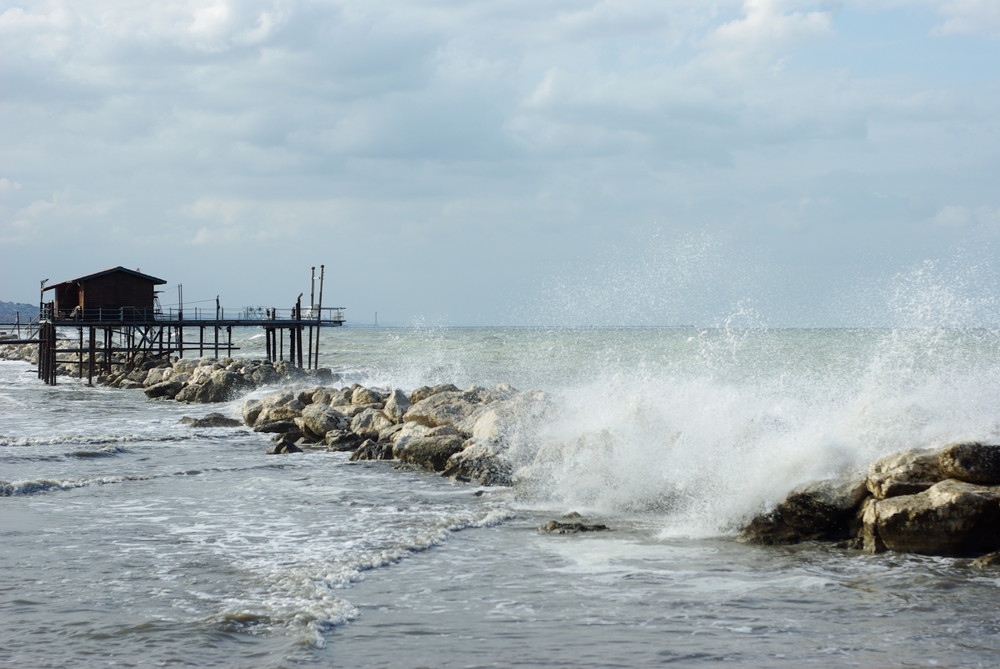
4,324,1000,668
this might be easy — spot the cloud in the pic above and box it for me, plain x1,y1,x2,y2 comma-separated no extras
933,0,1000,39
1,1,999,324
932,205,1000,234
706,0,834,68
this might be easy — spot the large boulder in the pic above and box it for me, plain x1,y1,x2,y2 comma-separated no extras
251,391,305,427
403,389,483,432
738,476,868,545
409,383,460,404
350,439,395,461
939,442,1000,485
383,389,412,423
297,403,350,441
351,385,385,406
180,412,243,428
866,448,944,499
443,440,513,486
862,479,1000,556
394,426,465,472
144,380,185,400
350,408,395,434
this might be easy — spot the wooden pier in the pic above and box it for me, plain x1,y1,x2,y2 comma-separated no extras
2,265,345,386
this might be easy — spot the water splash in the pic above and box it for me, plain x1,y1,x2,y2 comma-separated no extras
499,254,1000,536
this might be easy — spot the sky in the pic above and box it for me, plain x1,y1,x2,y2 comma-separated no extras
2,0,1000,327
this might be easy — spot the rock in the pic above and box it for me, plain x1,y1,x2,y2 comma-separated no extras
174,368,247,403
324,429,364,451
350,439,395,461
443,440,513,486
383,389,411,423
179,412,243,428
866,448,944,499
144,366,172,386
247,362,280,386
351,385,385,406
971,551,1000,569
328,387,354,407
350,407,394,434
394,429,465,472
242,399,264,426
267,439,304,455
737,511,802,546
251,391,304,426
738,477,868,545
409,383,460,404
144,380,184,399
253,419,300,434
297,404,349,441
403,389,482,431
862,479,1000,556
538,520,610,534
939,442,1000,485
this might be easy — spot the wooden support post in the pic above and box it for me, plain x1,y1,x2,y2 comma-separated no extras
295,325,302,369
88,327,96,386
78,327,84,379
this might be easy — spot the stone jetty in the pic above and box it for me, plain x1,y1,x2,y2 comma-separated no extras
243,381,549,486
739,441,1000,560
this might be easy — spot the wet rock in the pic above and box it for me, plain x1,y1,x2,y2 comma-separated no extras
409,383,460,404
738,477,868,545
253,419,299,434
443,440,513,486
351,385,385,406
145,380,185,399
383,389,411,423
179,413,243,428
403,389,481,430
867,448,944,499
242,398,264,426
939,442,1000,485
350,439,395,461
266,438,304,455
394,429,465,472
971,551,1000,569
350,407,395,434
862,479,1000,556
538,519,610,534
296,404,349,441
322,429,362,451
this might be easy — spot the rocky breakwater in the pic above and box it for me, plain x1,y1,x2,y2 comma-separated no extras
739,441,1000,561
0,336,325,402
135,357,327,403
243,382,550,486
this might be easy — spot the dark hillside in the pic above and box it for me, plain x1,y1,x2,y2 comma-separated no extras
0,301,39,321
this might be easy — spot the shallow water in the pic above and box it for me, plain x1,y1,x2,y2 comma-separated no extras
3,325,1000,667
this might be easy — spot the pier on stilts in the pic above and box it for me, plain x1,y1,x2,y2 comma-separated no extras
5,265,344,386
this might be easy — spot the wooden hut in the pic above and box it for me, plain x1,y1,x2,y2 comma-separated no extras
44,266,166,321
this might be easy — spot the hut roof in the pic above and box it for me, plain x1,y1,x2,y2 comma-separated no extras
44,266,167,290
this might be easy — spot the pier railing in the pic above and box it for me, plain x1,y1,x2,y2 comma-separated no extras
40,305,346,325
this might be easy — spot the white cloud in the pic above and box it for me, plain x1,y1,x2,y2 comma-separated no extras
932,205,1000,234
0,178,21,196
934,0,1000,39
706,0,834,68
1,0,999,323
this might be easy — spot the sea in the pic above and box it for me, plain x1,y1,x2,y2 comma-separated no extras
4,323,1000,668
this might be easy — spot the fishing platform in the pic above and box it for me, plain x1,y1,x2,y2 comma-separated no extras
3,266,345,385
